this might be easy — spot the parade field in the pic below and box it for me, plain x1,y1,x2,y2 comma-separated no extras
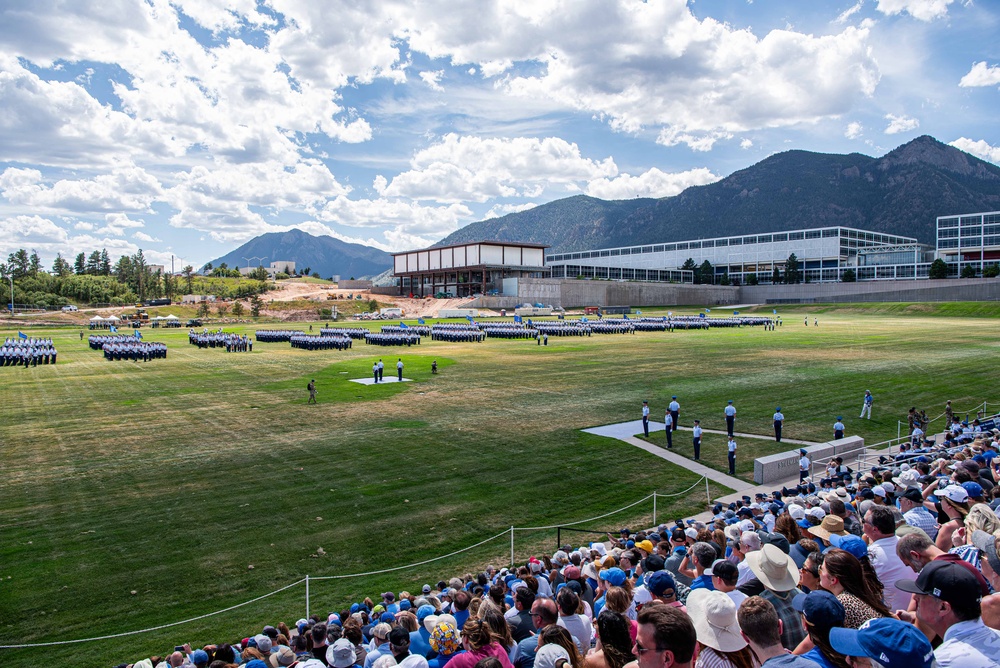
1,304,999,665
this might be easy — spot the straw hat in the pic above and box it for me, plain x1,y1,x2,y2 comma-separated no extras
809,515,849,541
746,544,799,592
686,589,748,653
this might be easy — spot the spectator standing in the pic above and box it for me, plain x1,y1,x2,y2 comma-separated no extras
860,391,872,420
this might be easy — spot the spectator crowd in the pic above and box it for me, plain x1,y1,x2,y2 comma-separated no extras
112,421,1000,668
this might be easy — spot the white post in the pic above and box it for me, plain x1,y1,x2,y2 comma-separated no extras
653,493,657,526
705,477,711,505
510,526,515,566
305,575,310,619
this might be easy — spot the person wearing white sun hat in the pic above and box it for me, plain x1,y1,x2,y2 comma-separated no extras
686,588,753,668
745,544,806,651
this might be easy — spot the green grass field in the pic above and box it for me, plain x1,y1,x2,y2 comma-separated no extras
1,304,998,665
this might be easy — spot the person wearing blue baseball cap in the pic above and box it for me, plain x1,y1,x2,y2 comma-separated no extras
828,533,867,561
829,618,934,668
792,590,845,668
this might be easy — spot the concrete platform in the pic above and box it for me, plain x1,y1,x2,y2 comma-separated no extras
349,376,413,385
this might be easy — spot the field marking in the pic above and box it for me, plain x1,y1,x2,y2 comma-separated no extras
349,377,413,385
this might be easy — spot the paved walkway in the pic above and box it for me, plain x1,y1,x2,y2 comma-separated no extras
586,419,904,524
583,419,823,508
583,420,757,493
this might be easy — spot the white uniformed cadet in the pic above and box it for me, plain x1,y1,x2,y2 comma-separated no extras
860,390,873,419
692,420,703,460
664,409,673,449
727,436,737,475
834,416,845,440
397,358,404,381
724,400,736,437
773,407,784,442
668,396,680,432
642,400,650,437
799,449,810,482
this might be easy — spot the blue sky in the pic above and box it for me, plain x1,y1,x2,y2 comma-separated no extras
0,0,998,270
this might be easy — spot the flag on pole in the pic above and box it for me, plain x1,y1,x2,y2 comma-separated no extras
581,316,587,323
110,325,117,333
772,309,777,314
705,308,711,313
514,314,522,323
733,310,739,316
418,317,425,324
623,314,630,320
636,309,642,315
18,331,27,339
698,313,705,319
399,321,408,329
134,329,142,339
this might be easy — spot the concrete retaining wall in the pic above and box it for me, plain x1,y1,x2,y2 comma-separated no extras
754,436,864,485
339,280,373,290
740,278,1000,304
514,279,740,308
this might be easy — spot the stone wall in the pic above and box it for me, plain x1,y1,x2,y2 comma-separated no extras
513,278,741,308
739,278,1000,304
754,436,864,485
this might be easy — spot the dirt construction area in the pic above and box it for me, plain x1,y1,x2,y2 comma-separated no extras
266,282,496,318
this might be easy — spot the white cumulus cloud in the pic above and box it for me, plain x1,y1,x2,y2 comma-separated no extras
419,70,445,91
875,0,954,21
383,134,618,203
884,113,919,134
845,122,864,139
959,62,1000,88
949,138,1000,165
585,167,721,200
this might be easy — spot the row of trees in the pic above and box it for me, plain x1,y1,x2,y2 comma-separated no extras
2,248,272,308
680,253,804,285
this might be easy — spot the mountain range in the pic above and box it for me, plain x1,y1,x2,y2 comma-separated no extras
207,229,393,279
212,136,1000,270
437,135,1000,252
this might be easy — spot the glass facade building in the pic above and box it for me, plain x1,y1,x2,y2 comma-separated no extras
936,211,1000,277
545,227,922,284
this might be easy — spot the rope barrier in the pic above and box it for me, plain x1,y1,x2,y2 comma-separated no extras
514,493,656,531
310,529,512,580
0,578,307,649
1,479,703,650
653,476,708,498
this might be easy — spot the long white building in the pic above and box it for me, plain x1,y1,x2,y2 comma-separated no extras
546,226,932,284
